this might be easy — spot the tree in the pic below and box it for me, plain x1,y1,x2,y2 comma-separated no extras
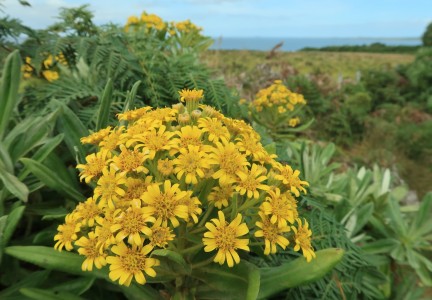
422,22,432,46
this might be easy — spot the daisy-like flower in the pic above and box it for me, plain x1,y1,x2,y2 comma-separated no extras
93,167,127,210
202,211,250,267
128,125,174,159
76,232,107,271
95,209,117,252
261,188,298,227
77,150,110,183
148,218,176,248
75,197,102,227
157,158,174,176
99,126,126,152
235,164,270,199
207,184,234,209
254,212,290,255
54,214,81,251
210,140,250,185
117,107,152,122
80,127,112,145
292,218,316,262
274,163,309,197
198,117,230,143
180,193,202,224
111,200,154,246
141,180,188,227
106,242,159,286
110,145,148,174
122,176,154,205
170,126,204,155
178,88,204,112
173,145,212,184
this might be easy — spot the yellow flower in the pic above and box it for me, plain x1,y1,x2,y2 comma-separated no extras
207,184,233,209
148,218,176,248
54,214,81,251
117,107,152,122
110,145,149,174
174,145,212,184
157,158,174,176
81,127,112,145
99,127,126,152
75,197,102,227
292,218,316,262
180,193,202,224
76,232,107,271
93,167,127,210
261,188,298,227
178,88,204,103
122,176,153,205
255,212,290,255
274,164,309,197
289,117,300,127
141,180,188,227
235,163,269,199
210,140,250,184
106,242,159,286
202,211,249,267
198,117,230,143
77,150,110,183
170,126,204,155
111,200,154,246
94,209,117,252
128,125,174,159
42,70,59,82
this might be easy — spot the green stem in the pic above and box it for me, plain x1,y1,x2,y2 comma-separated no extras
191,256,214,269
197,206,214,228
179,243,203,255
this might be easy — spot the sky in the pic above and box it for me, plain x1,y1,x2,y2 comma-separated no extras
1,0,431,38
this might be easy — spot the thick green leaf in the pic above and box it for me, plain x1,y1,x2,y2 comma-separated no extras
0,270,50,298
0,50,21,140
120,81,141,126
352,202,374,235
54,277,95,296
413,192,432,232
0,142,13,173
3,206,25,245
20,287,84,300
152,248,191,274
119,284,163,300
5,246,107,279
362,238,399,254
53,100,88,162
193,259,260,300
0,165,29,202
19,134,64,181
96,78,113,131
258,248,344,299
387,196,407,236
20,158,84,202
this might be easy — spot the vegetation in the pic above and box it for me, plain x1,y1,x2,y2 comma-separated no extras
0,3,431,300
301,42,420,54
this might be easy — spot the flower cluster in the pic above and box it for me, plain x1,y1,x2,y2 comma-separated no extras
248,80,307,129
21,53,67,82
54,88,314,287
173,20,202,34
125,12,166,32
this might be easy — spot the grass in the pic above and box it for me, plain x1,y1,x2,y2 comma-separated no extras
202,49,414,85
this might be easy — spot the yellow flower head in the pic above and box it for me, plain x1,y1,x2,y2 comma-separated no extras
292,218,316,262
202,211,249,267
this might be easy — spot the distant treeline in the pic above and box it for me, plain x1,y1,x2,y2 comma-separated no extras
301,42,420,54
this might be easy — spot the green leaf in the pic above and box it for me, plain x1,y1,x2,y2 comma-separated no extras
20,287,85,300
387,196,407,236
413,192,432,231
96,78,113,131
18,134,64,181
258,248,344,299
0,50,21,140
0,141,13,173
352,202,374,235
120,81,141,126
119,284,163,300
53,100,88,162
20,158,85,202
54,277,95,296
0,165,29,202
0,270,50,298
361,238,399,254
193,259,260,300
4,246,107,279
152,249,191,274
3,206,25,245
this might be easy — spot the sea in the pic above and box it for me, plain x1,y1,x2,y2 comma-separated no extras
209,37,421,51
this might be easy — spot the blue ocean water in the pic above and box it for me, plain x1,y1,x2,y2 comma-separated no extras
209,37,421,51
